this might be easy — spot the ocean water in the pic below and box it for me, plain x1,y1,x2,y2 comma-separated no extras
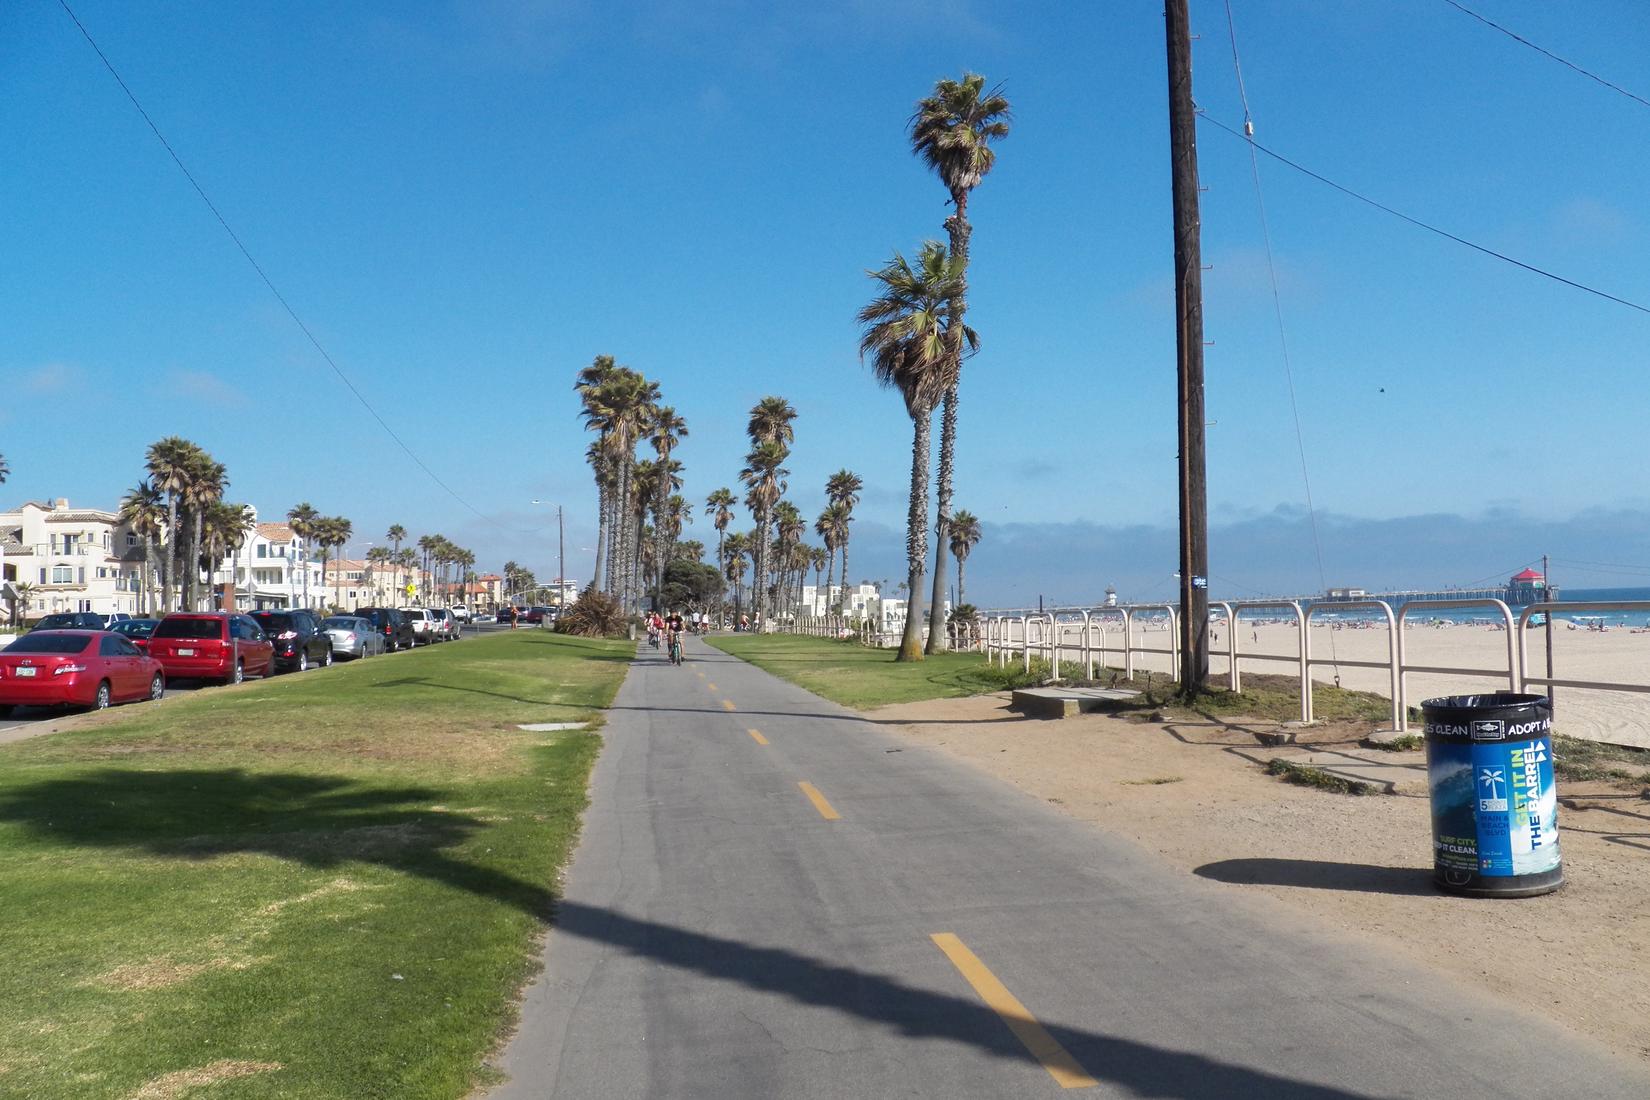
1293,586,1650,628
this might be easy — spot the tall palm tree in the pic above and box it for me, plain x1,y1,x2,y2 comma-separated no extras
649,406,688,608
859,240,973,661
815,502,849,618
824,469,862,615
10,581,34,627
772,500,804,616
575,355,620,590
366,546,393,604
705,487,737,623
743,397,796,627
583,366,658,611
287,502,320,610
202,501,256,609
722,531,750,619
0,453,9,484
319,516,353,609
739,441,789,627
181,453,227,610
911,72,1009,652
119,480,166,616
809,546,829,614
147,436,201,611
948,510,982,607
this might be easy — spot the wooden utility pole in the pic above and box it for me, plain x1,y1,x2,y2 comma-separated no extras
1166,0,1209,696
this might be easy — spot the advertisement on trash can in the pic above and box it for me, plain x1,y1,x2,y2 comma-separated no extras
1428,738,1560,878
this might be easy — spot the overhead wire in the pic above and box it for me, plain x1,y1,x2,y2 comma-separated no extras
54,0,511,531
1219,0,1341,680
1198,113,1650,318
1440,0,1650,111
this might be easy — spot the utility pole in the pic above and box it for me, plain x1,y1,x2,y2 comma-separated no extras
1543,553,1555,713
558,505,566,606
1166,0,1210,697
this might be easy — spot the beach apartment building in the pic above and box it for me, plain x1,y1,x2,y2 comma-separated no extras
210,519,327,611
0,498,147,620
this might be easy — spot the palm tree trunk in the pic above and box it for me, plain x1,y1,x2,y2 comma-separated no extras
162,499,178,611
823,551,835,624
898,408,932,661
926,386,958,652
715,529,725,624
927,193,973,652
957,553,967,608
590,483,607,591
839,541,850,619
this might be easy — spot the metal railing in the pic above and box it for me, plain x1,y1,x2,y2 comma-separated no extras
1518,600,1650,698
1393,599,1518,732
1303,599,1399,729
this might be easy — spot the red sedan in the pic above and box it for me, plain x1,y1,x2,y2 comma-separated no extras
0,630,166,714
147,612,275,685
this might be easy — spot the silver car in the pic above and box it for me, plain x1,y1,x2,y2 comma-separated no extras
432,608,460,640
322,615,385,660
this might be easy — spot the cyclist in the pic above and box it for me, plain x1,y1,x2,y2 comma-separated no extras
664,610,686,664
647,612,663,649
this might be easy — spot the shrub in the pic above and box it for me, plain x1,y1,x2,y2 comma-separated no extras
554,586,626,637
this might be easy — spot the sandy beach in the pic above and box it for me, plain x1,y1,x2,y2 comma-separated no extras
1030,619,1650,749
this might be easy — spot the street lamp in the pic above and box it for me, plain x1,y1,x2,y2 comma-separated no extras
530,500,566,606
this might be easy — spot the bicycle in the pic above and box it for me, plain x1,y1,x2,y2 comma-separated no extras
668,632,684,666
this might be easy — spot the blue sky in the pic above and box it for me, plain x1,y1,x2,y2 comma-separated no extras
5,1,1649,604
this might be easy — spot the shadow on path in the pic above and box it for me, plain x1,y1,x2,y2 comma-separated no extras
0,767,1390,1100
1195,857,1435,896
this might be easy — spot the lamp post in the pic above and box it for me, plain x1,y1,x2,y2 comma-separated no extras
531,500,566,607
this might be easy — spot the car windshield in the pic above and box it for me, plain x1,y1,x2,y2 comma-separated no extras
322,618,359,630
153,618,223,640
34,615,81,630
5,634,91,655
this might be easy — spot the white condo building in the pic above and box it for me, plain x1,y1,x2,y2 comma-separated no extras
0,498,146,619
209,518,327,611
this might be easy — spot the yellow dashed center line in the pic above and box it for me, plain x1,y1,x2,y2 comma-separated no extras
707,683,718,692
797,781,840,821
929,933,1097,1089
722,699,737,711
747,729,769,745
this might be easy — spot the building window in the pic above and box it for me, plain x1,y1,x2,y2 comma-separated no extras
257,545,267,558
52,565,73,584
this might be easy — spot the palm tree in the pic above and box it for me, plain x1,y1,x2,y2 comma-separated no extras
911,72,1009,653
859,240,973,660
366,546,392,604
181,453,227,610
816,503,848,617
147,436,202,611
202,501,256,609
705,487,737,623
0,453,8,484
824,469,862,615
119,480,166,616
583,366,658,611
743,397,797,627
286,502,319,610
10,581,34,626
948,510,982,607
722,531,751,619
739,441,789,627
318,516,353,609
575,355,620,590
649,406,688,609
809,546,829,614
772,501,804,616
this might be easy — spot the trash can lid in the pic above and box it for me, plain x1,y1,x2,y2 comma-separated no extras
1420,692,1548,712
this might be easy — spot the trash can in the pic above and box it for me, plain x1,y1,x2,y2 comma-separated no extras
1423,693,1562,897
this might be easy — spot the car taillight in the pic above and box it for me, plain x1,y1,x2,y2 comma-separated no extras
54,663,87,676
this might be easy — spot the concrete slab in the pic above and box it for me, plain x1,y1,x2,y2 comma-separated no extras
1008,686,1140,719
515,722,590,732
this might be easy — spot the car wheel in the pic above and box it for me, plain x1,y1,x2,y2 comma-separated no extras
94,681,112,710
149,673,164,701
297,651,308,673
323,647,333,667
230,660,245,685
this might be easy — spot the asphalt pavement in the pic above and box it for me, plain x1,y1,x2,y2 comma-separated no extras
491,635,1650,1098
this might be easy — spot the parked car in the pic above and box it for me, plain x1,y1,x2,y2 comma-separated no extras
147,612,274,685
0,629,166,714
321,615,384,660
449,606,471,623
431,608,461,640
33,612,106,631
523,606,557,625
354,607,414,652
109,618,160,651
473,613,497,624
251,609,334,672
402,608,437,644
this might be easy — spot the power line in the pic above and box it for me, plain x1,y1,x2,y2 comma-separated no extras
55,0,507,530
1198,113,1650,318
1440,0,1650,111
1220,0,1339,673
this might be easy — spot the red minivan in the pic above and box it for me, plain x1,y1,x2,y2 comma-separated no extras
147,612,275,685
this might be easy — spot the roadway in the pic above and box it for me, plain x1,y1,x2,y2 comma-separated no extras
492,635,1650,1098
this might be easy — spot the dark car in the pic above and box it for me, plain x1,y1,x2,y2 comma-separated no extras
522,606,557,625
250,609,334,672
354,607,414,652
109,618,160,651
33,612,107,631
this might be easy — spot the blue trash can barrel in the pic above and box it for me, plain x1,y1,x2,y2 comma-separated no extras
1423,692,1563,898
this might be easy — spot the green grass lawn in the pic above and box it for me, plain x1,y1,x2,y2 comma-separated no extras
0,630,632,1100
707,633,1044,708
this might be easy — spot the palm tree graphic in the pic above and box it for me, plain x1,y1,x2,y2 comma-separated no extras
1479,769,1506,800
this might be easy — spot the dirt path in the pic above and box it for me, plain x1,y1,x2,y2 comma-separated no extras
867,692,1650,1061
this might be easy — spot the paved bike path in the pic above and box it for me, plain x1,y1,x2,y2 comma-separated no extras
492,635,1649,1098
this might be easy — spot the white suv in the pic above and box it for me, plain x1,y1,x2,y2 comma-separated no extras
402,608,436,644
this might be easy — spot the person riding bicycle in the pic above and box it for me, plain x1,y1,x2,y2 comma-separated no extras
664,611,685,660
647,612,663,648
